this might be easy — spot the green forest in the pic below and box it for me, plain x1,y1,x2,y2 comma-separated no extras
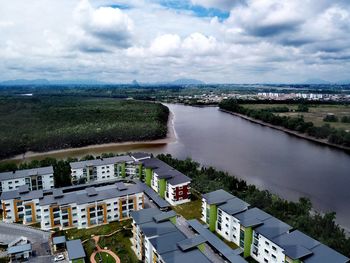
0,96,169,159
157,154,350,258
219,99,350,147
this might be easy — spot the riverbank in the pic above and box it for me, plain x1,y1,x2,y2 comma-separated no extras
220,109,350,153
1,111,176,164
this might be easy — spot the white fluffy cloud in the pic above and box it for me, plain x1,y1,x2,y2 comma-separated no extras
73,0,134,50
0,0,350,83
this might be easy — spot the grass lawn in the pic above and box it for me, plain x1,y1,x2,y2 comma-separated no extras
53,220,131,241
95,252,116,263
98,229,139,263
245,103,350,130
171,199,202,220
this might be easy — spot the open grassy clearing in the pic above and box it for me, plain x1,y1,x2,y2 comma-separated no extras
244,103,350,130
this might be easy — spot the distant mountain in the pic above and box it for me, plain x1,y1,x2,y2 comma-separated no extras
131,80,140,87
0,79,107,86
303,78,332,85
336,80,350,85
169,78,205,85
0,79,50,86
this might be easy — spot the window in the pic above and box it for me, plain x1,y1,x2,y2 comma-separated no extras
179,191,183,195
264,249,269,254
272,246,277,251
272,254,276,259
264,259,268,263
265,241,270,246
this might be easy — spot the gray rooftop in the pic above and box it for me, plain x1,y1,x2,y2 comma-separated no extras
255,216,292,240
139,220,178,237
130,152,152,160
0,166,53,182
153,210,177,223
202,189,235,205
218,197,249,215
140,183,170,209
273,230,349,262
149,230,187,254
52,236,66,245
1,180,143,207
304,243,349,263
177,235,206,251
188,219,248,263
142,158,191,185
66,239,86,260
130,208,162,224
161,248,212,263
234,207,272,228
70,156,133,169
7,243,32,254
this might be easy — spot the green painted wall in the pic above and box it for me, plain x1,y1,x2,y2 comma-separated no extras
145,168,152,186
169,216,176,225
209,204,217,232
243,227,253,258
159,179,166,198
138,163,143,179
197,243,206,253
120,162,126,178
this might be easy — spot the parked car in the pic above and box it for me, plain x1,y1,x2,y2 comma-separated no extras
54,254,65,262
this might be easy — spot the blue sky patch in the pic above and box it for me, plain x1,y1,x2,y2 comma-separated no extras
158,0,229,20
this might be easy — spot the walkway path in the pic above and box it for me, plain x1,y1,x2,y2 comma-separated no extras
89,236,120,263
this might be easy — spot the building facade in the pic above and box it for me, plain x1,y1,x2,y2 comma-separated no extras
142,158,191,206
201,189,349,263
70,155,144,184
130,208,212,263
1,182,144,230
0,166,54,193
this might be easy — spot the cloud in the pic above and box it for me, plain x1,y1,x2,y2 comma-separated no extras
74,0,134,50
190,0,244,11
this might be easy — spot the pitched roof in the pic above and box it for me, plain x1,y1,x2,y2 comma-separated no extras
130,152,151,160
52,236,66,245
218,197,249,215
141,158,191,185
70,156,133,169
0,166,53,181
140,183,170,209
303,243,349,263
187,219,248,263
130,208,162,225
234,207,271,228
254,216,292,239
7,243,32,254
202,189,235,205
153,210,177,223
149,230,187,254
139,220,178,237
177,235,206,251
273,230,349,263
161,248,212,263
66,239,86,260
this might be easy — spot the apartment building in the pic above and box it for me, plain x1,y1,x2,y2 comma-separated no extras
70,155,142,184
201,189,349,263
130,208,212,263
1,181,144,230
0,166,54,193
142,158,191,206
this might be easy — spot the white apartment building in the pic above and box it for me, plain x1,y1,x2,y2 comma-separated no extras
201,189,349,263
130,208,212,263
1,181,144,230
0,166,54,193
143,158,191,206
70,153,151,184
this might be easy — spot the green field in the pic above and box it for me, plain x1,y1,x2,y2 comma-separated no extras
244,104,350,130
0,96,169,159
171,199,202,220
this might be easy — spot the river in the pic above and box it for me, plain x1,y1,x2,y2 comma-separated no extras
7,103,350,229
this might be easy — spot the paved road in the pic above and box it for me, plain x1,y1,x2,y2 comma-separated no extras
0,222,53,262
175,216,226,263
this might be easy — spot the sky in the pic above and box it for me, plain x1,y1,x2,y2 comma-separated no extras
1,0,350,84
